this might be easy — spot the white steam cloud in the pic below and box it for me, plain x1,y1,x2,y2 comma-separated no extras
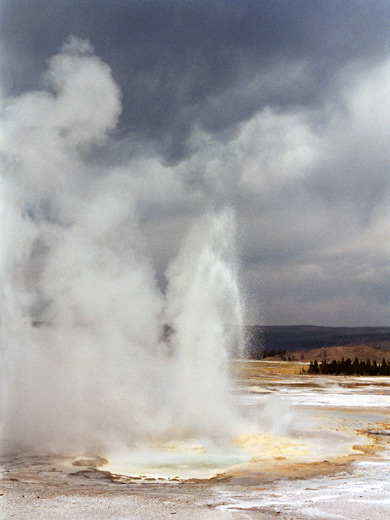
0,37,245,454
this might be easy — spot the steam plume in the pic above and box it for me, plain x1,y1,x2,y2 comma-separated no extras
0,37,245,454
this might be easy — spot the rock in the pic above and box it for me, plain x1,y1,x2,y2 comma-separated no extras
69,469,113,481
72,457,109,468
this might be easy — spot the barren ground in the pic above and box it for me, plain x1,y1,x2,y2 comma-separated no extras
3,360,390,519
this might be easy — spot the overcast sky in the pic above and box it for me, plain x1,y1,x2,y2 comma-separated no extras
1,0,390,326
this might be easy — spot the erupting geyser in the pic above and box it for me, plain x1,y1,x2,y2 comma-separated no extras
0,37,246,457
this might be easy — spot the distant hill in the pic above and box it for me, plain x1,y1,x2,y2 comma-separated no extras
265,344,390,363
246,325,390,359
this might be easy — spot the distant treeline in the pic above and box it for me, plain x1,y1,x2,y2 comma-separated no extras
247,348,305,360
262,349,286,359
307,358,390,376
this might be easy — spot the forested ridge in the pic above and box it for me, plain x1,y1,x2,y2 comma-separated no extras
246,325,390,358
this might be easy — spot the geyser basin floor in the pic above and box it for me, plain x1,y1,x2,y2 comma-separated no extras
3,360,390,519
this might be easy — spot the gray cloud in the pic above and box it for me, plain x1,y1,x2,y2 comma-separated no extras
1,1,390,326
2,1,390,160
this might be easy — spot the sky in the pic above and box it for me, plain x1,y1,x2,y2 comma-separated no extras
1,0,390,326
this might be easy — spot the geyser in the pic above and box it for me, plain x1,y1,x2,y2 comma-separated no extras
0,37,245,455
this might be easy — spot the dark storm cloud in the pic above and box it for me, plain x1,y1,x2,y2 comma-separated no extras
2,0,390,160
2,1,390,327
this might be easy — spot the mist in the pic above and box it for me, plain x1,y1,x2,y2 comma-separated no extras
0,37,245,454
